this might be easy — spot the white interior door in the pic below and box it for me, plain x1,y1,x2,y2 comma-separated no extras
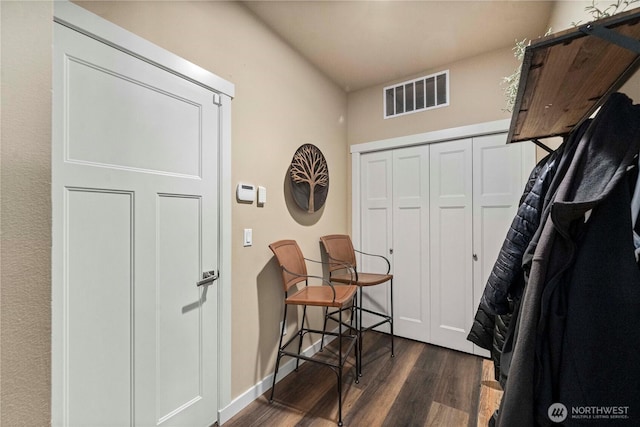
472,134,535,356
53,23,219,427
392,146,430,342
429,138,474,353
359,151,393,329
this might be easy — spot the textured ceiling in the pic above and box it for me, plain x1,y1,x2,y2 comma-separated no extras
243,0,555,92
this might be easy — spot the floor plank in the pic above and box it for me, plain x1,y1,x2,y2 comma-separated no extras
381,344,446,426
425,402,469,427
477,359,503,427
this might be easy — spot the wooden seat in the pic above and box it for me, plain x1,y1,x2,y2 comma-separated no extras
268,239,358,427
320,234,394,376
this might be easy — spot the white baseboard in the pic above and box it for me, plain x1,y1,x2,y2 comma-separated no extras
218,331,338,425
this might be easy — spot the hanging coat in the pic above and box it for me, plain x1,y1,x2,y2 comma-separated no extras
467,152,555,381
497,93,640,427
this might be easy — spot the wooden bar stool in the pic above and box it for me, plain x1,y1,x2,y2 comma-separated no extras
320,234,394,376
268,239,359,426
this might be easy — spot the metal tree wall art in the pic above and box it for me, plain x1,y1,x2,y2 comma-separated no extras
289,144,329,213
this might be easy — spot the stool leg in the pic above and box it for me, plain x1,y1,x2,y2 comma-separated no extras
337,306,344,426
390,278,394,357
295,305,308,371
351,293,359,379
357,287,363,377
270,306,288,402
320,306,329,351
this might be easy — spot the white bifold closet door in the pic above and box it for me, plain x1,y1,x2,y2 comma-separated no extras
359,150,394,331
429,135,532,353
470,134,534,355
429,138,474,353
358,133,534,355
359,146,430,341
391,146,431,342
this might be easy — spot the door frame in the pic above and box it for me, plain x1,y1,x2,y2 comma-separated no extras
52,1,234,424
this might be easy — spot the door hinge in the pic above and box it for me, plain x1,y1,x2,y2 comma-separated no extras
213,93,222,106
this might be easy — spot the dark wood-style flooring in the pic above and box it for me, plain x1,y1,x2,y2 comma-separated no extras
224,332,502,427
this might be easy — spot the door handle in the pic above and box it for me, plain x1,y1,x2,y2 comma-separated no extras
197,270,218,287
472,254,478,261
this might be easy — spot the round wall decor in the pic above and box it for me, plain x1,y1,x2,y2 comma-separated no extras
289,144,329,213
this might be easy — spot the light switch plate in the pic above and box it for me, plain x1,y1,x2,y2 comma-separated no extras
243,228,252,247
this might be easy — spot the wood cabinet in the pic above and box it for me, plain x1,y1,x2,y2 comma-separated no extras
353,128,534,355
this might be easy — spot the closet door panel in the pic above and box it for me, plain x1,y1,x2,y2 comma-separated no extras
360,151,393,330
429,138,474,353
472,134,535,356
392,146,430,342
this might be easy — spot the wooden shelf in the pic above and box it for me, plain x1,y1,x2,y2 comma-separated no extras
507,8,640,144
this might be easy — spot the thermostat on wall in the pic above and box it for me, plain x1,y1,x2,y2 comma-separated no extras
236,183,256,203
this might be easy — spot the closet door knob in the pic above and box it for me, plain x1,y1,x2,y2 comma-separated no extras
472,254,478,261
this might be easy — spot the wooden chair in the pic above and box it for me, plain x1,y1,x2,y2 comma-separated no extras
268,239,358,426
319,234,394,376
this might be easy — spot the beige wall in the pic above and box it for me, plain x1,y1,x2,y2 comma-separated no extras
346,46,517,147
1,1,53,426
548,0,593,32
73,0,349,401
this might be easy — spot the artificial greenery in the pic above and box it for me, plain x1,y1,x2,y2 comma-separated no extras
502,29,551,113
581,0,640,22
502,0,640,113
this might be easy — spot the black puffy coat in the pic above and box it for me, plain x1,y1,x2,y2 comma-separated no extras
480,149,561,315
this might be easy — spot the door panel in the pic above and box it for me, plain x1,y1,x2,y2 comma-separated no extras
53,23,218,427
157,195,203,422
392,146,430,342
66,189,133,426
429,139,474,353
360,151,393,329
66,57,201,177
471,134,534,356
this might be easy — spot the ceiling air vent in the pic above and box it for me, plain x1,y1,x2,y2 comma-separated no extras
384,70,449,119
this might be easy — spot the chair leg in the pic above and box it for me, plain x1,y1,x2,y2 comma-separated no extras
270,305,288,403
